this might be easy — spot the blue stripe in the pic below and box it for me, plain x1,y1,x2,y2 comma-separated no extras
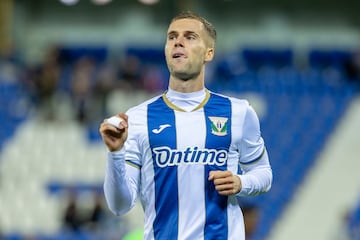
203,93,232,240
241,148,265,165
125,160,141,169
147,96,178,239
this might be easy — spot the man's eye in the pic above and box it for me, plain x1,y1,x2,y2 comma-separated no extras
187,36,195,40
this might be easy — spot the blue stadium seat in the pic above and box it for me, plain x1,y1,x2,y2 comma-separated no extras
5,46,354,240
241,48,293,70
59,46,108,65
309,49,352,71
125,46,166,65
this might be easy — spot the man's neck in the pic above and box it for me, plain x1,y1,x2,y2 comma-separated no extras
169,79,204,93
168,70,205,93
165,88,207,112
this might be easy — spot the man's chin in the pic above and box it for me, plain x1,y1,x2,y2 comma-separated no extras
173,72,199,81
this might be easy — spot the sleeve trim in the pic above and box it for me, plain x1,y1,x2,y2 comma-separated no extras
241,148,265,165
125,160,141,169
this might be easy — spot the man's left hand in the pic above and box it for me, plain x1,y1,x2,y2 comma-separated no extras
208,170,242,196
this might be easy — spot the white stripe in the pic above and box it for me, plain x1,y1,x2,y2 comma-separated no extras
142,107,156,240
176,110,206,240
227,196,245,239
228,98,247,240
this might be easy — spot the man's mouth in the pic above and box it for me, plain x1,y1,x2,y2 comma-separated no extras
172,53,186,59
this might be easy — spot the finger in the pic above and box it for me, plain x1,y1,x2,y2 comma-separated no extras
213,177,234,185
119,120,128,129
215,170,233,178
101,123,121,133
208,171,214,180
208,170,226,180
117,113,129,128
218,189,237,196
100,126,123,141
117,113,128,121
215,183,233,191
215,183,239,196
107,125,123,134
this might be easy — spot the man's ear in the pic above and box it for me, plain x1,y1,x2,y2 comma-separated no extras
205,47,214,62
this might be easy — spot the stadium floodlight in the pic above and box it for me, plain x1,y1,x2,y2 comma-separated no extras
138,0,160,5
91,0,113,5
59,0,80,5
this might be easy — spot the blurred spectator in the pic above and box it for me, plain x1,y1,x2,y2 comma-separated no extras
141,65,167,93
28,45,61,121
70,56,96,124
0,43,23,84
335,210,353,240
87,62,116,127
61,188,125,238
345,50,360,85
62,189,86,232
115,54,143,91
86,191,107,231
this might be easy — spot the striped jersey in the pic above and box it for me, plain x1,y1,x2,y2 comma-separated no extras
104,89,272,240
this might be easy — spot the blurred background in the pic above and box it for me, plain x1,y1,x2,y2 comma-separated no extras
1,0,360,239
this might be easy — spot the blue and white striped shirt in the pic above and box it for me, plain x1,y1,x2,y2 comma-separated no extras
104,88,272,240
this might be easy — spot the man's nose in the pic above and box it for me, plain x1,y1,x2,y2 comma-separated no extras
175,36,184,47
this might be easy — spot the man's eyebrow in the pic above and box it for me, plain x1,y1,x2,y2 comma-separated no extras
167,30,178,36
184,31,199,37
167,30,199,36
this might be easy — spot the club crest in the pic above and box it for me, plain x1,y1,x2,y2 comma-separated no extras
208,116,228,136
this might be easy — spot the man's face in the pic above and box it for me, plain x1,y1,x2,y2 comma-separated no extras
165,18,213,80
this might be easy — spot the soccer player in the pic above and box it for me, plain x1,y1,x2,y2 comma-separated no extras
99,11,272,240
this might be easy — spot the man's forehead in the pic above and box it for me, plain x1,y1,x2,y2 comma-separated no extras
167,18,204,33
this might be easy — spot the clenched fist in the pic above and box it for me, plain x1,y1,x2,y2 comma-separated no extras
99,113,128,152
208,170,242,196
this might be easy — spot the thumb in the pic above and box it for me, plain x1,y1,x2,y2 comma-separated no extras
208,171,214,181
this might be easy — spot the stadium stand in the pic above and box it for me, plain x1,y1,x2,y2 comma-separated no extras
0,81,28,152
0,47,359,240
209,49,358,239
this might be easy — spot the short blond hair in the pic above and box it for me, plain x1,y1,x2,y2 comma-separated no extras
171,11,217,47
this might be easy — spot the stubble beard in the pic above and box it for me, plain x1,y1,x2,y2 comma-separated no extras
172,70,200,81
168,61,201,81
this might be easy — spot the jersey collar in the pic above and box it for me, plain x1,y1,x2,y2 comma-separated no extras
162,89,211,112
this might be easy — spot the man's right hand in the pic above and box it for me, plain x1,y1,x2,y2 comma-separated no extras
99,113,128,152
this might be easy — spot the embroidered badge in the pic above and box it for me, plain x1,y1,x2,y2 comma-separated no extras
208,116,228,136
